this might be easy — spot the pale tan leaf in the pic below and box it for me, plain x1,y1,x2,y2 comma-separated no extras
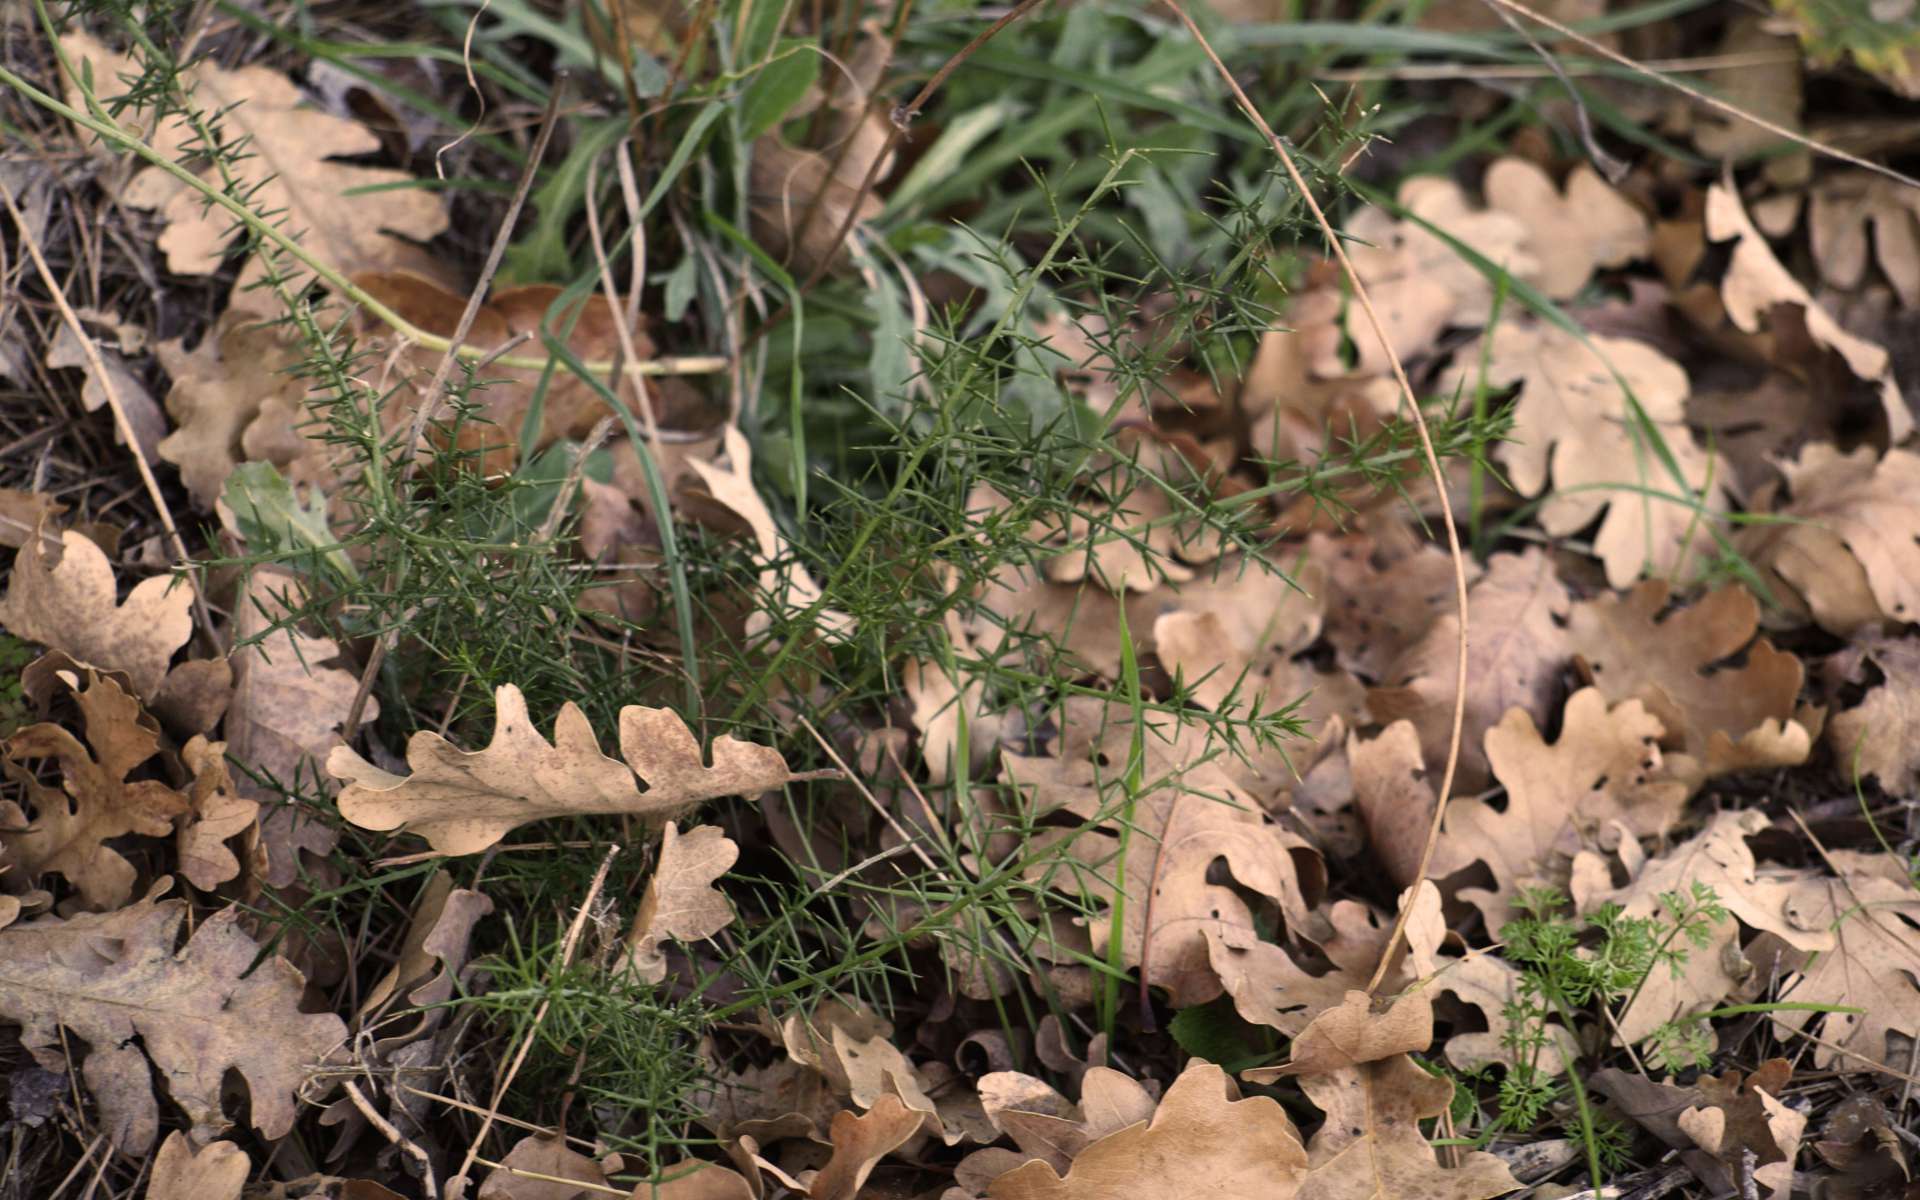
640,1160,757,1200
622,823,738,983
1429,952,1576,1072
989,1062,1309,1200
1245,987,1434,1082
358,869,492,1055
1809,171,1920,307
478,1134,608,1200
0,529,192,701
1294,1054,1519,1200
808,1094,925,1200
1769,862,1920,1070
331,684,788,855
1308,521,1472,683
176,736,260,891
1827,638,1920,796
46,324,165,467
156,314,316,510
1690,16,1805,170
146,1132,247,1200
1349,721,1436,889
0,886,347,1152
1482,158,1649,299
1442,320,1727,588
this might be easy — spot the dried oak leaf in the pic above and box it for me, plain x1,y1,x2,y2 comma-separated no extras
621,822,738,983
357,868,492,1054
331,684,789,856
1294,1053,1519,1200
1827,637,1920,796
45,323,166,467
148,1133,247,1200
1369,548,1569,792
1769,860,1920,1069
1004,704,1324,1007
0,885,347,1152
1430,687,1688,933
477,1133,609,1199
1338,177,1540,375
989,1062,1309,1200
0,529,192,701
1308,520,1471,684
176,735,260,891
809,1094,925,1200
156,313,317,510
1809,171,1920,308
1595,1061,1802,1200
58,33,446,310
1441,321,1727,588
1738,445,1920,634
1428,951,1576,1072
1481,158,1649,300
971,1067,1158,1178
1706,184,1910,444
1567,581,1816,786
1,671,189,909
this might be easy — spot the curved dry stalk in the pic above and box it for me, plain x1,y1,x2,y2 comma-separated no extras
1157,0,1471,996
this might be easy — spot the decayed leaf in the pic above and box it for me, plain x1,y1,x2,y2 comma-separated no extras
332,684,790,856
1690,15,1806,169
147,1133,248,1200
2,671,190,909
0,885,347,1152
1337,176,1540,374
227,570,372,805
989,1062,1309,1200
59,32,447,309
1705,184,1910,443
1769,859,1920,1069
1431,688,1688,933
1481,159,1649,299
0,529,192,701
1442,320,1726,588
1369,548,1569,792
622,822,738,983
1294,1053,1519,1200
1567,582,1815,785
1809,171,1920,307
1827,638,1920,796
1005,703,1323,1007
1739,445,1920,634
176,735,260,890
1812,1095,1910,1200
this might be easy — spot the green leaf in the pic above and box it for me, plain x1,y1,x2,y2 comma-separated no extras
223,462,357,584
1168,996,1276,1073
738,39,819,141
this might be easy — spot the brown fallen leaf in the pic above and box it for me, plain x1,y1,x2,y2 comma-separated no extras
1689,14,1806,177
1705,184,1910,444
1309,520,1472,684
1349,721,1435,889
176,735,261,891
1739,445,1920,635
1770,860,1920,1070
989,1061,1309,1200
2,670,190,909
1567,581,1816,786
156,313,319,510
1431,688,1688,933
478,1133,609,1199
0,527,192,702
972,1067,1158,1177
1245,987,1435,1082
58,32,447,310
1827,637,1920,796
1369,548,1569,792
0,884,347,1152
622,822,738,983
1812,1095,1912,1200
357,869,492,1054
809,1094,926,1200
1442,320,1726,588
1428,950,1576,1073
46,323,166,467
1294,1053,1519,1200
1596,1060,1801,1200
1809,171,1920,308
332,684,790,856
147,1132,248,1200
1481,158,1649,300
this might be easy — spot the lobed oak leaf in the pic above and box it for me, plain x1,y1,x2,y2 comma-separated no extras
0,528,192,701
1244,987,1435,1083
809,1094,925,1200
1293,1054,1518,1200
1595,1060,1802,1200
155,313,318,510
621,822,738,983
176,735,260,891
45,323,166,467
1430,688,1688,933
1739,445,1920,635
1308,521,1471,684
1826,637,1920,796
2,671,189,909
1441,320,1727,588
1369,548,1569,792
974,1068,1157,1176
147,1133,248,1200
1427,950,1576,1073
332,684,789,856
58,33,447,310
356,869,492,1056
1768,859,1920,1070
0,885,347,1153
477,1133,609,1199
1808,171,1920,307
988,1062,1309,1200
1481,158,1650,300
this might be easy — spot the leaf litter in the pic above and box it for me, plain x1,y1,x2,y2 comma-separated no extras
5,3,1920,1199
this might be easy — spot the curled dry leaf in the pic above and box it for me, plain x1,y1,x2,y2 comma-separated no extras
1430,687,1688,933
331,683,790,856
1481,158,1650,300
809,1094,925,1200
45,324,166,467
2,671,189,910
1704,184,1910,444
971,1067,1157,1179
988,1062,1309,1200
1826,637,1920,796
1595,1060,1802,1200
147,1132,248,1200
0,885,347,1153
358,869,493,1054
0,528,192,701
1567,581,1816,786
1245,987,1435,1083
1739,445,1920,635
1442,320,1726,589
1369,548,1569,792
58,33,447,309
176,735,260,891
622,822,739,983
